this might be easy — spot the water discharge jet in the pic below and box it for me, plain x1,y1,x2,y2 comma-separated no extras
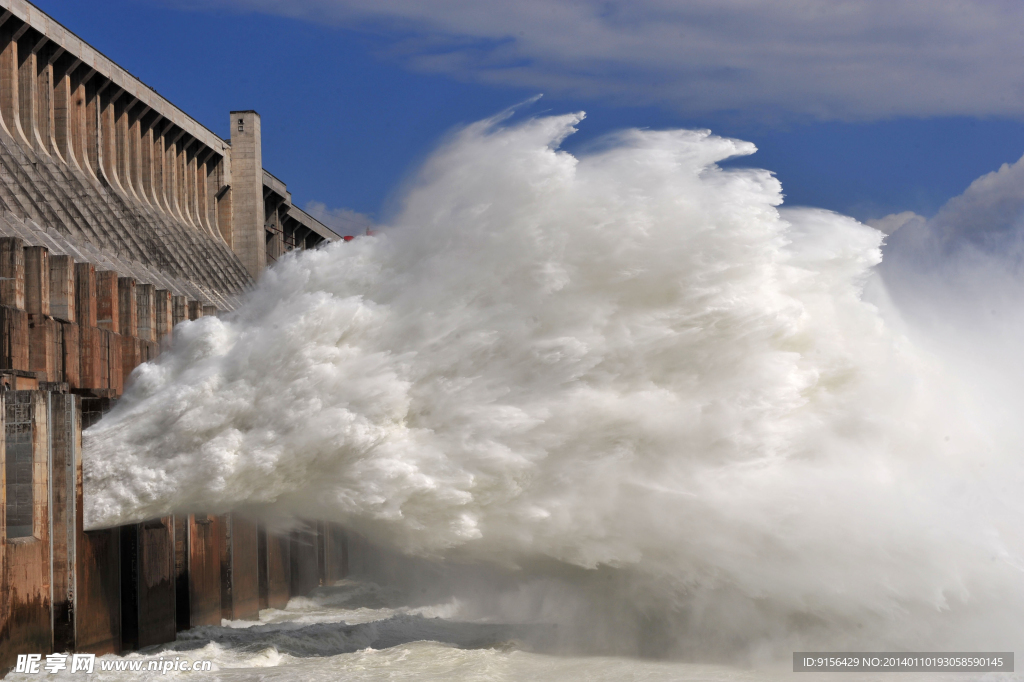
83,112,1024,661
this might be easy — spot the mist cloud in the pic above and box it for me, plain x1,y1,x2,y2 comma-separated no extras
170,0,1024,121
305,200,375,237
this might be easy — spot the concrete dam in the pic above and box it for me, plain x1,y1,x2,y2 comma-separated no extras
0,0,351,673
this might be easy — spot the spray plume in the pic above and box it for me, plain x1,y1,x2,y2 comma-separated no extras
83,112,1024,658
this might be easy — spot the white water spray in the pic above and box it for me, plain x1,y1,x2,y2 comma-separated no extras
83,112,1024,659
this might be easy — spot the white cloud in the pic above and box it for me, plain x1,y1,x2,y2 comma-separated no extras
172,0,1024,120
881,151,1024,261
877,153,1024,384
927,154,1024,249
305,200,375,236
877,151,1024,332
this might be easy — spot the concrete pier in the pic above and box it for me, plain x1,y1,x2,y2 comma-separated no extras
258,524,292,610
1,391,52,667
179,514,222,630
49,393,80,654
119,518,176,651
219,515,260,621
74,527,120,655
289,524,324,597
76,396,120,656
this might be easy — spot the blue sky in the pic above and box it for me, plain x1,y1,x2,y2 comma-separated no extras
33,0,1024,230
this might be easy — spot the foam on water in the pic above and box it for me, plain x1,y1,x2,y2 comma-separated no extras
82,112,1024,660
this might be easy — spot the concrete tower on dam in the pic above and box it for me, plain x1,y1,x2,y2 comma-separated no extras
0,0,351,674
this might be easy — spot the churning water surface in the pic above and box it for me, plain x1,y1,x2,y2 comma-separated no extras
11,578,1020,681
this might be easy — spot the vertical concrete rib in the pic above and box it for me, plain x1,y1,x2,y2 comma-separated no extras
51,51,78,166
139,111,157,207
152,120,170,214
84,75,104,181
179,137,196,229
165,128,184,224
113,96,127,192
0,20,31,147
190,143,202,230
169,135,181,222
196,149,212,235
126,101,143,203
206,156,221,237
176,137,193,229
215,160,232,247
114,94,138,201
70,67,95,178
184,140,197,228
17,30,45,153
34,37,57,158
99,85,125,194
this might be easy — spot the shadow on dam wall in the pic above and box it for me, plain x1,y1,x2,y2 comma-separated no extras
0,233,351,675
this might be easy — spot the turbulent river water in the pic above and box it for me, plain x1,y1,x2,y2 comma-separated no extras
9,578,1019,681
73,110,1024,678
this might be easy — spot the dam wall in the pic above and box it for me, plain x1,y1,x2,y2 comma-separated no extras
0,0,341,314
0,0,354,675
